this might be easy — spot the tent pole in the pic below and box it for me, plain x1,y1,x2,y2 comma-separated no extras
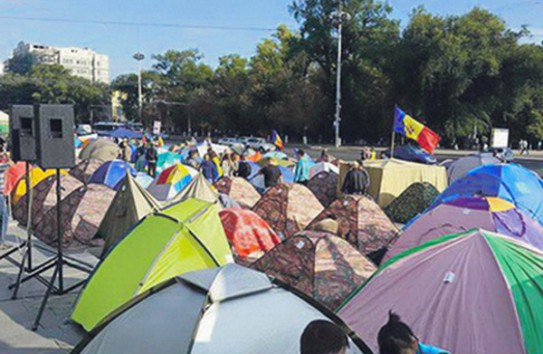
390,131,396,160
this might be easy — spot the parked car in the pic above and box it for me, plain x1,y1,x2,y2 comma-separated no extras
487,147,515,162
246,137,276,152
218,137,245,150
386,145,437,164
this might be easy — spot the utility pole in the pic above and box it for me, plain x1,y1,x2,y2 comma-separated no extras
332,1,350,148
133,52,145,121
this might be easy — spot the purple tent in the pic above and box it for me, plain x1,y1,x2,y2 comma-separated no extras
339,229,543,354
386,196,543,261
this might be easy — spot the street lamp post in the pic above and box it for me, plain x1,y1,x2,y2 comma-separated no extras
332,1,350,148
133,52,145,121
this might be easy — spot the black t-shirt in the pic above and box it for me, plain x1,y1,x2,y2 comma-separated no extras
261,165,282,188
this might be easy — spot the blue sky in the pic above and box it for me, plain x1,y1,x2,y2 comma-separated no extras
0,0,542,79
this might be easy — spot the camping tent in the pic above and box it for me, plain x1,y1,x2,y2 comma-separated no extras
251,231,376,310
383,182,439,224
172,173,219,205
214,177,261,208
309,162,339,179
431,164,543,224
156,151,183,174
385,196,543,261
446,153,500,183
98,174,161,258
71,198,233,331
134,172,153,189
147,164,197,201
11,167,59,204
307,195,399,263
431,163,543,225
88,160,136,190
79,138,119,163
307,171,339,207
338,229,543,354
253,183,324,239
4,162,27,195
70,159,104,184
12,174,83,228
363,159,447,208
219,208,281,263
0,110,9,133
32,184,116,249
72,264,370,354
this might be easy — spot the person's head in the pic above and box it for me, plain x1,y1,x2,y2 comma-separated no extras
299,149,305,157
266,156,276,166
351,161,360,170
378,312,419,354
300,320,349,354
203,154,210,161
189,150,198,159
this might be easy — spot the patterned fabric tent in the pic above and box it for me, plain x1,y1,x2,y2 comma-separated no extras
251,230,376,310
11,167,60,204
307,171,339,207
384,182,439,224
70,159,103,184
79,139,119,163
214,177,261,208
253,183,324,239
13,174,83,228
33,184,116,249
307,195,399,263
219,208,281,264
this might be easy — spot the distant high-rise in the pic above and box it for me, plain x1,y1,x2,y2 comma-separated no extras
5,41,109,84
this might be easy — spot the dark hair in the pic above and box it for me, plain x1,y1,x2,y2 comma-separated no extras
378,312,417,354
300,320,349,354
299,149,305,156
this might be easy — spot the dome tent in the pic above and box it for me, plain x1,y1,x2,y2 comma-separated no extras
446,153,500,183
214,176,261,208
339,229,543,354
385,196,543,261
72,264,371,354
147,164,197,201
307,171,339,207
89,160,136,190
253,183,324,239
71,199,232,332
307,195,399,264
432,163,543,225
251,230,376,310
383,182,439,224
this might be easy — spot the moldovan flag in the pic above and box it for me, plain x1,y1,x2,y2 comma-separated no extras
271,130,284,151
394,106,441,153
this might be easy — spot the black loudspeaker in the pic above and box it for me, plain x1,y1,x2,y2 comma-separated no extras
9,105,37,162
35,104,75,169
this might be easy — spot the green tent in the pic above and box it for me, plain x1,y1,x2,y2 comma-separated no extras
72,198,233,332
98,174,161,258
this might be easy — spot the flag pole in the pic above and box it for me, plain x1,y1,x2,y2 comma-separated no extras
390,130,395,160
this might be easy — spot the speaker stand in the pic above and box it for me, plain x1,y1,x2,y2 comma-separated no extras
18,169,92,331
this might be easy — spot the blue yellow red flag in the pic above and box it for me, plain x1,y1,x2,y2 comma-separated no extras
394,106,441,153
271,130,284,151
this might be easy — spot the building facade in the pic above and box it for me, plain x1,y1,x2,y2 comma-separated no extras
7,41,109,84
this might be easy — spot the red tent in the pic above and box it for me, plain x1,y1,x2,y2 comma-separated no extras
219,208,281,263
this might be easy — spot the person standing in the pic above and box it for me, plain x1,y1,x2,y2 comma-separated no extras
341,162,369,195
200,154,218,183
319,148,330,163
145,143,158,178
184,150,200,169
294,150,311,185
236,155,251,180
0,156,11,250
259,157,282,188
221,151,238,177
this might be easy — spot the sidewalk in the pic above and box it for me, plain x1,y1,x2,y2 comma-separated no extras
0,221,95,354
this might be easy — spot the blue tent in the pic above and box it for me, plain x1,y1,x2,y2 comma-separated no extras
431,163,543,224
89,160,137,190
387,145,437,164
110,128,143,140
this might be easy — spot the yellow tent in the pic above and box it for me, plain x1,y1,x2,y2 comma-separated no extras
12,167,65,204
363,159,448,208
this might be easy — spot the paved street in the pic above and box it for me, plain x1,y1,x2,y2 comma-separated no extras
0,221,95,354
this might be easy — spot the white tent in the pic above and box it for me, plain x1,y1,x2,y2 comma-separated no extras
309,162,339,179
73,264,370,354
